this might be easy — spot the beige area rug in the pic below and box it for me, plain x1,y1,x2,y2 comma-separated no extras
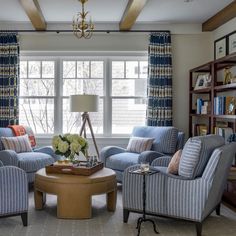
0,186,236,236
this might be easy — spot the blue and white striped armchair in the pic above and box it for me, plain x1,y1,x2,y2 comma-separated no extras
0,160,28,226
101,126,185,182
0,127,61,183
123,135,236,236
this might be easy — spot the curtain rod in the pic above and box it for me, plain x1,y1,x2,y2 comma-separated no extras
0,29,171,33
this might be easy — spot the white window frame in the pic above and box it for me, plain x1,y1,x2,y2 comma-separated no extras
20,52,148,138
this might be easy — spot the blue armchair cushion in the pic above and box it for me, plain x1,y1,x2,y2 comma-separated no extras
0,128,14,151
132,126,178,154
1,134,32,153
179,135,225,179
127,137,154,153
106,152,139,171
17,152,54,172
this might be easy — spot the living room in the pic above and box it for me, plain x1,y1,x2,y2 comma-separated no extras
0,0,236,236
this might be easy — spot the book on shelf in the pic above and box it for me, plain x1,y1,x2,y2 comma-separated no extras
196,99,211,115
228,167,236,180
214,126,233,143
192,124,208,136
214,96,236,115
215,121,228,128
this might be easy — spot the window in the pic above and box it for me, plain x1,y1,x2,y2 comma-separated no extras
19,55,148,136
111,60,148,134
19,60,55,134
62,60,104,134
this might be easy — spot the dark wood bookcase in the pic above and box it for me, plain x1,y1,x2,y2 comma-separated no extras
189,52,236,137
189,52,236,207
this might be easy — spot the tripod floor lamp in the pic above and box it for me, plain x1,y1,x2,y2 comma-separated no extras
70,94,100,159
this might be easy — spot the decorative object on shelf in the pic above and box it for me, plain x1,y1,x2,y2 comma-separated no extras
194,73,211,90
227,31,236,55
70,94,100,159
72,0,94,39
226,97,236,115
52,134,88,162
231,76,236,84
223,67,233,84
214,36,227,59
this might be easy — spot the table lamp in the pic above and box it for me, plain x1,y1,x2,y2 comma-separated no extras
70,94,99,159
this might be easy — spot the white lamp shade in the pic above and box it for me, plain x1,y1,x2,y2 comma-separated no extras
70,94,99,112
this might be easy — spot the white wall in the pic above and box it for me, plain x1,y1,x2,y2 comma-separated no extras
172,34,212,137
19,32,212,150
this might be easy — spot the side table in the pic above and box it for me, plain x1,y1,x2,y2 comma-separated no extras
129,169,159,236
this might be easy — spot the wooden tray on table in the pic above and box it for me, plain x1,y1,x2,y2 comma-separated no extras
45,161,104,176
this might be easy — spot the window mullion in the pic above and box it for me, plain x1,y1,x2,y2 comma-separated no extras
54,58,62,134
104,59,111,136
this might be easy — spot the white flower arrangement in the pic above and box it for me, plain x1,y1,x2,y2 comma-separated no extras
52,134,88,161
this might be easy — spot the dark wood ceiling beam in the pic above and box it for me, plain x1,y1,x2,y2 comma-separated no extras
119,0,148,30
19,0,46,30
202,1,236,31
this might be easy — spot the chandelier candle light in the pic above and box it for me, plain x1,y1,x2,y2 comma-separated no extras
72,0,94,39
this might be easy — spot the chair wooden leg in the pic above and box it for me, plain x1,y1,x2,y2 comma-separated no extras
216,203,221,216
21,212,28,226
196,222,202,236
123,209,130,223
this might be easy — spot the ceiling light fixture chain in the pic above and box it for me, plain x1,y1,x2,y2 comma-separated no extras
72,0,94,39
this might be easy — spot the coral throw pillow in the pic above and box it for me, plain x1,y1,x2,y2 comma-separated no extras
1,134,32,153
167,149,182,175
126,137,154,153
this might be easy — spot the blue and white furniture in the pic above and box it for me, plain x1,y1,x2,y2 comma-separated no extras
0,160,28,225
101,126,184,182
0,128,60,183
123,135,236,236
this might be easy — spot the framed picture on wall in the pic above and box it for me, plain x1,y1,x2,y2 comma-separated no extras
214,36,227,59
227,31,236,55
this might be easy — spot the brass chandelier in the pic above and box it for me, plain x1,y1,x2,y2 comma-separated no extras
72,0,94,39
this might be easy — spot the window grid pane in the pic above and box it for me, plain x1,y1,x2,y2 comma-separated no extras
19,60,56,134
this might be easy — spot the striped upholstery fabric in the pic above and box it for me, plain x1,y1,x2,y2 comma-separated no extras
179,135,225,179
131,126,178,154
203,143,236,220
176,131,185,150
123,137,236,227
127,137,154,153
123,165,210,221
0,128,14,151
1,134,32,153
178,138,202,178
0,166,28,216
151,155,172,167
17,152,57,173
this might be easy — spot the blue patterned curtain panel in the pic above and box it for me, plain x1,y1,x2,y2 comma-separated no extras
147,32,172,126
0,33,19,127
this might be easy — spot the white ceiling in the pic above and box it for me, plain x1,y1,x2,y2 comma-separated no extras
0,0,233,23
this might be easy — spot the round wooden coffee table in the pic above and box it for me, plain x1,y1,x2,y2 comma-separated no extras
34,168,117,219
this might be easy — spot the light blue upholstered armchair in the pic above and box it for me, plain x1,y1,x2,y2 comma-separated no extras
123,135,236,236
0,160,28,225
0,128,61,183
101,126,184,182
